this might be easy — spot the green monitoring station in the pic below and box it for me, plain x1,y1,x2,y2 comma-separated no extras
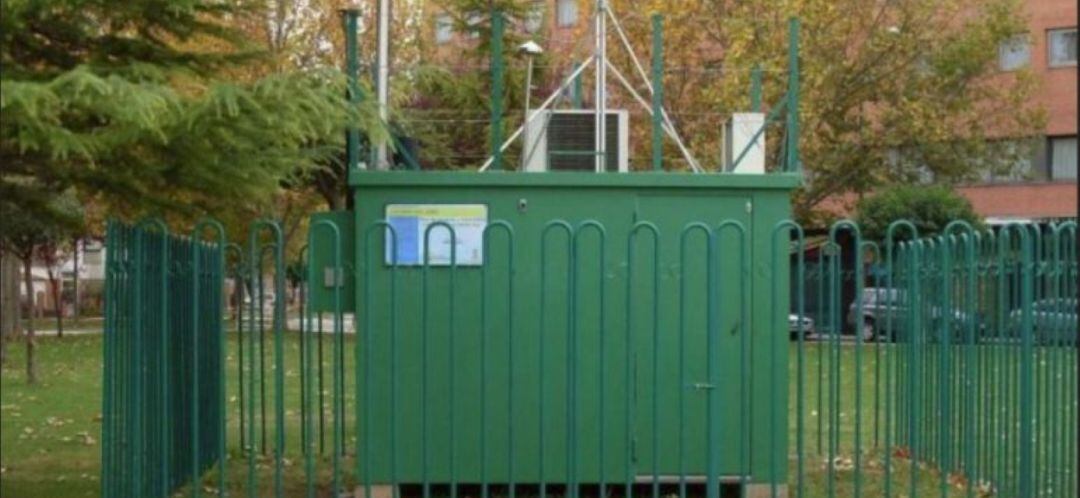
307,8,803,497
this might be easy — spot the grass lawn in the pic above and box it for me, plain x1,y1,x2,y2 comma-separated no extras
24,316,105,333
2,335,104,498
0,334,1047,498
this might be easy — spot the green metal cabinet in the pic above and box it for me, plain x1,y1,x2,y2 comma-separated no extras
313,171,798,488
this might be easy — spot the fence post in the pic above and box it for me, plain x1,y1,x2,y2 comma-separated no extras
651,14,663,172
489,11,505,171
750,64,762,112
1017,227,1034,497
785,17,800,173
342,8,362,171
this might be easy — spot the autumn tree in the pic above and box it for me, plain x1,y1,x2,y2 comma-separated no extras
601,0,1040,218
404,0,564,170
223,0,432,210
408,0,1040,214
0,252,19,366
34,197,86,337
0,192,82,384
1,0,389,383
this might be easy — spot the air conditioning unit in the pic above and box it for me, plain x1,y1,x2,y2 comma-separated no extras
522,109,629,172
722,112,766,174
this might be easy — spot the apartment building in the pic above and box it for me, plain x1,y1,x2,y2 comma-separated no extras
971,0,1076,223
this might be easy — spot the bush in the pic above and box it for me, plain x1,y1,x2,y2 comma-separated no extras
854,185,983,242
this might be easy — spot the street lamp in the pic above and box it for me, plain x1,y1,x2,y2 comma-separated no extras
518,41,543,170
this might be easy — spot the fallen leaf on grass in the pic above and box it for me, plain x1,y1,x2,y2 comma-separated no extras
76,431,96,445
948,472,969,490
974,480,995,497
822,456,854,472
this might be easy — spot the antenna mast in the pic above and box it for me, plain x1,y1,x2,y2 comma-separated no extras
375,0,391,170
594,0,607,172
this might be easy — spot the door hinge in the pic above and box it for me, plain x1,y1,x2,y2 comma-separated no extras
745,200,753,214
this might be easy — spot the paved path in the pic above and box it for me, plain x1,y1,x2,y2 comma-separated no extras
29,328,102,336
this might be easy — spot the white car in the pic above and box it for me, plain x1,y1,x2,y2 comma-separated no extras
789,314,815,339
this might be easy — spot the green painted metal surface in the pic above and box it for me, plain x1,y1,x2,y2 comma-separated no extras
489,11,505,171
343,9,362,171
750,65,762,113
651,14,664,172
345,171,795,487
785,18,800,173
101,213,1078,498
101,220,225,498
310,210,357,313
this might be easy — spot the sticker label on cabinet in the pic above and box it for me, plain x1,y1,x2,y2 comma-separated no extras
385,204,487,266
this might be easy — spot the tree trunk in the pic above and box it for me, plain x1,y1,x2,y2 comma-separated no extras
21,258,36,384
47,267,63,338
1,253,21,367
72,238,80,321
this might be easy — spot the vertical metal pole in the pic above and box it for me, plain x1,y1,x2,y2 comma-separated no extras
191,235,201,498
215,241,225,496
524,58,534,128
133,228,145,498
100,223,115,497
342,9,362,171
750,64,762,112
490,11,504,171
572,61,584,108
594,0,607,172
1018,230,1034,498
650,14,663,172
375,0,390,169
73,238,80,320
520,55,534,171
786,18,800,173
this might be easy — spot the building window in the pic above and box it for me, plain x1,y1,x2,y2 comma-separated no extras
1048,28,1078,67
525,2,544,34
556,0,577,27
435,14,453,44
467,12,483,39
982,140,1039,183
1049,136,1078,180
998,34,1030,71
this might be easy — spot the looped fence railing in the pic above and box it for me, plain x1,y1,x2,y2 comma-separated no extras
102,218,1077,498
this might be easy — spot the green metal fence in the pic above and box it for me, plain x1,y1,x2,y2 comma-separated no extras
101,217,1077,498
793,221,1079,498
101,219,226,498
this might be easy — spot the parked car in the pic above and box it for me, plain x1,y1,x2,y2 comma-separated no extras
846,288,906,341
789,313,815,340
847,287,983,342
1005,298,1078,345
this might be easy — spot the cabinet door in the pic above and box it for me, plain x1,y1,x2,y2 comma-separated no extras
631,194,752,478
